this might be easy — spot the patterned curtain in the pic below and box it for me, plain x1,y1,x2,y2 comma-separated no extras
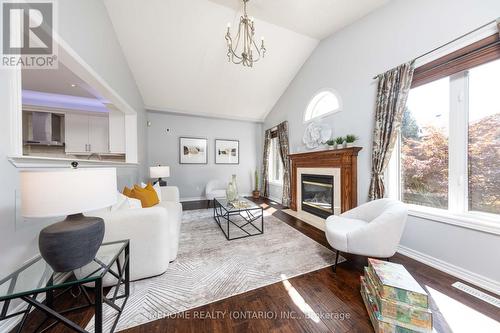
262,128,272,198
369,62,415,200
277,121,291,207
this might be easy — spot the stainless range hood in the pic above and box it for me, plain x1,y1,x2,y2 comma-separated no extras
24,111,64,146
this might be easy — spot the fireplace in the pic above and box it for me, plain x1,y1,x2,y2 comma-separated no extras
301,174,334,219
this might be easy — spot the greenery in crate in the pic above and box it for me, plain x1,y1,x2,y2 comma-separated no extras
335,136,345,145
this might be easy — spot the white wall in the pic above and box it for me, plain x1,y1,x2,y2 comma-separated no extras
0,0,146,282
263,0,500,286
147,111,262,200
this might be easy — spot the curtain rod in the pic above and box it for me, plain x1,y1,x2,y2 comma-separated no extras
372,18,499,80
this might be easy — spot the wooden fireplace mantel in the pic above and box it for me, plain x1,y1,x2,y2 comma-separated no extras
289,147,362,213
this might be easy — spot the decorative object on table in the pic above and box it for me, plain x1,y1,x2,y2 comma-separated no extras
302,122,332,149
0,240,130,333
226,174,239,202
215,139,239,164
345,134,358,147
325,139,336,150
360,258,432,333
225,0,266,68
150,165,170,186
179,137,208,164
20,163,117,272
335,136,345,149
252,170,260,199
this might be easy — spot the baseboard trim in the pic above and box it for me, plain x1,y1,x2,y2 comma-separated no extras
397,245,500,296
180,194,253,203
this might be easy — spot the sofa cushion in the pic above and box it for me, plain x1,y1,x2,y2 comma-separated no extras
142,182,162,202
132,183,159,208
325,216,368,252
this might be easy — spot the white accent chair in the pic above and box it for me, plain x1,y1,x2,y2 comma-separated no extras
205,180,227,207
325,199,408,271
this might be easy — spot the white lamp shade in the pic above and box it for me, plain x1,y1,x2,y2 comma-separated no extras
150,166,170,178
20,168,117,218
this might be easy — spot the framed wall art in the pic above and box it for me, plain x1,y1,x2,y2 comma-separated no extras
179,137,208,164
215,139,239,164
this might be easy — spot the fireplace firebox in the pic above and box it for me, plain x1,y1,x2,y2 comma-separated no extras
301,174,334,219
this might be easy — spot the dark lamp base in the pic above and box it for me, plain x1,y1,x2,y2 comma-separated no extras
38,213,105,272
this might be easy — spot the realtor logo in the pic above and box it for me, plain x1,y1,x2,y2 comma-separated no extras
1,0,57,68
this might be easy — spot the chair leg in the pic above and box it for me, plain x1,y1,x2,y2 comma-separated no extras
332,250,340,273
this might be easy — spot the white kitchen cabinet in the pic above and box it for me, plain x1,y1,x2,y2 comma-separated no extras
65,113,89,153
108,108,126,153
89,116,109,153
65,113,109,154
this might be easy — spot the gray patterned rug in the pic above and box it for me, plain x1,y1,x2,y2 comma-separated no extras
86,208,341,332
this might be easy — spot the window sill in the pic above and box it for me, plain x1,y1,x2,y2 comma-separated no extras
407,204,500,236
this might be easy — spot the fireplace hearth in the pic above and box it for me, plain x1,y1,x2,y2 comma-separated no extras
301,174,334,219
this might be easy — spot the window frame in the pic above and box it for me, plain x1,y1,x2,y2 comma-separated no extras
303,88,342,123
387,33,500,235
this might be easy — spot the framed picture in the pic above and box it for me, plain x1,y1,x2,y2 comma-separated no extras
215,139,239,164
179,137,208,164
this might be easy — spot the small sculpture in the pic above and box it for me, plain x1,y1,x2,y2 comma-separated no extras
302,122,332,149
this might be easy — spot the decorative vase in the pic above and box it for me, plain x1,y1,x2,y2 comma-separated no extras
252,190,260,199
226,174,239,202
328,145,334,150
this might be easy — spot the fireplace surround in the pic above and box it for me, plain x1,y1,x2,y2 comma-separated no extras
289,147,362,215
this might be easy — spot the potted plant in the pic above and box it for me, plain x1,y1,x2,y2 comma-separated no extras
325,139,336,150
252,170,260,199
335,136,345,149
345,134,358,147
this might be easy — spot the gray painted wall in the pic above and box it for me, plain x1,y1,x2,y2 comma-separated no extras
0,0,146,281
147,111,262,200
263,0,500,283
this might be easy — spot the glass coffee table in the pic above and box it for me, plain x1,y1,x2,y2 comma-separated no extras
0,240,129,333
213,197,264,240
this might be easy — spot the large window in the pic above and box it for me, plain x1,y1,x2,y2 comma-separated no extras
268,136,284,184
397,34,500,219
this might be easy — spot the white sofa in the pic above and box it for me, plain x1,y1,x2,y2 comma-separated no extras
325,199,407,271
77,186,182,283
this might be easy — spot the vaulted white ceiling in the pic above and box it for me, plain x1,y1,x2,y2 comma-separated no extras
104,0,388,121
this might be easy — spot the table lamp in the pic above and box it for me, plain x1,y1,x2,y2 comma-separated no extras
150,165,170,186
20,164,117,272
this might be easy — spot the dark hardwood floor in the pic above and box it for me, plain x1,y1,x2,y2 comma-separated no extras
15,198,500,333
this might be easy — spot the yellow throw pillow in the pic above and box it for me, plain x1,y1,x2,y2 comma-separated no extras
131,183,159,208
123,186,133,197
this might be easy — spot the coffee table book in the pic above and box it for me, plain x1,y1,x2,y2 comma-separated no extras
367,258,429,309
361,277,432,333
364,268,432,330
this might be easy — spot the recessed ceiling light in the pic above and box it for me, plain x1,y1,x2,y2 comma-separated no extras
71,84,77,87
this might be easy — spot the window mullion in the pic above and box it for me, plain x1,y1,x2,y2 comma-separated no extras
448,72,469,214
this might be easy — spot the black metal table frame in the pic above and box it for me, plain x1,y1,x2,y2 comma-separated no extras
0,240,130,333
213,199,264,240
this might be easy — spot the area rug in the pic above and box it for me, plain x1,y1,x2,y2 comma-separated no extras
86,208,342,332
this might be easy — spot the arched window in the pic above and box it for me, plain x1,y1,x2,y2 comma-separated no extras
304,89,341,122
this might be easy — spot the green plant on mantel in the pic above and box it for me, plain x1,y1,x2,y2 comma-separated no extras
345,134,358,143
335,136,345,145
326,139,335,146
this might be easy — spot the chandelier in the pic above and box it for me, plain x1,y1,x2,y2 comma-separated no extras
225,0,266,67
